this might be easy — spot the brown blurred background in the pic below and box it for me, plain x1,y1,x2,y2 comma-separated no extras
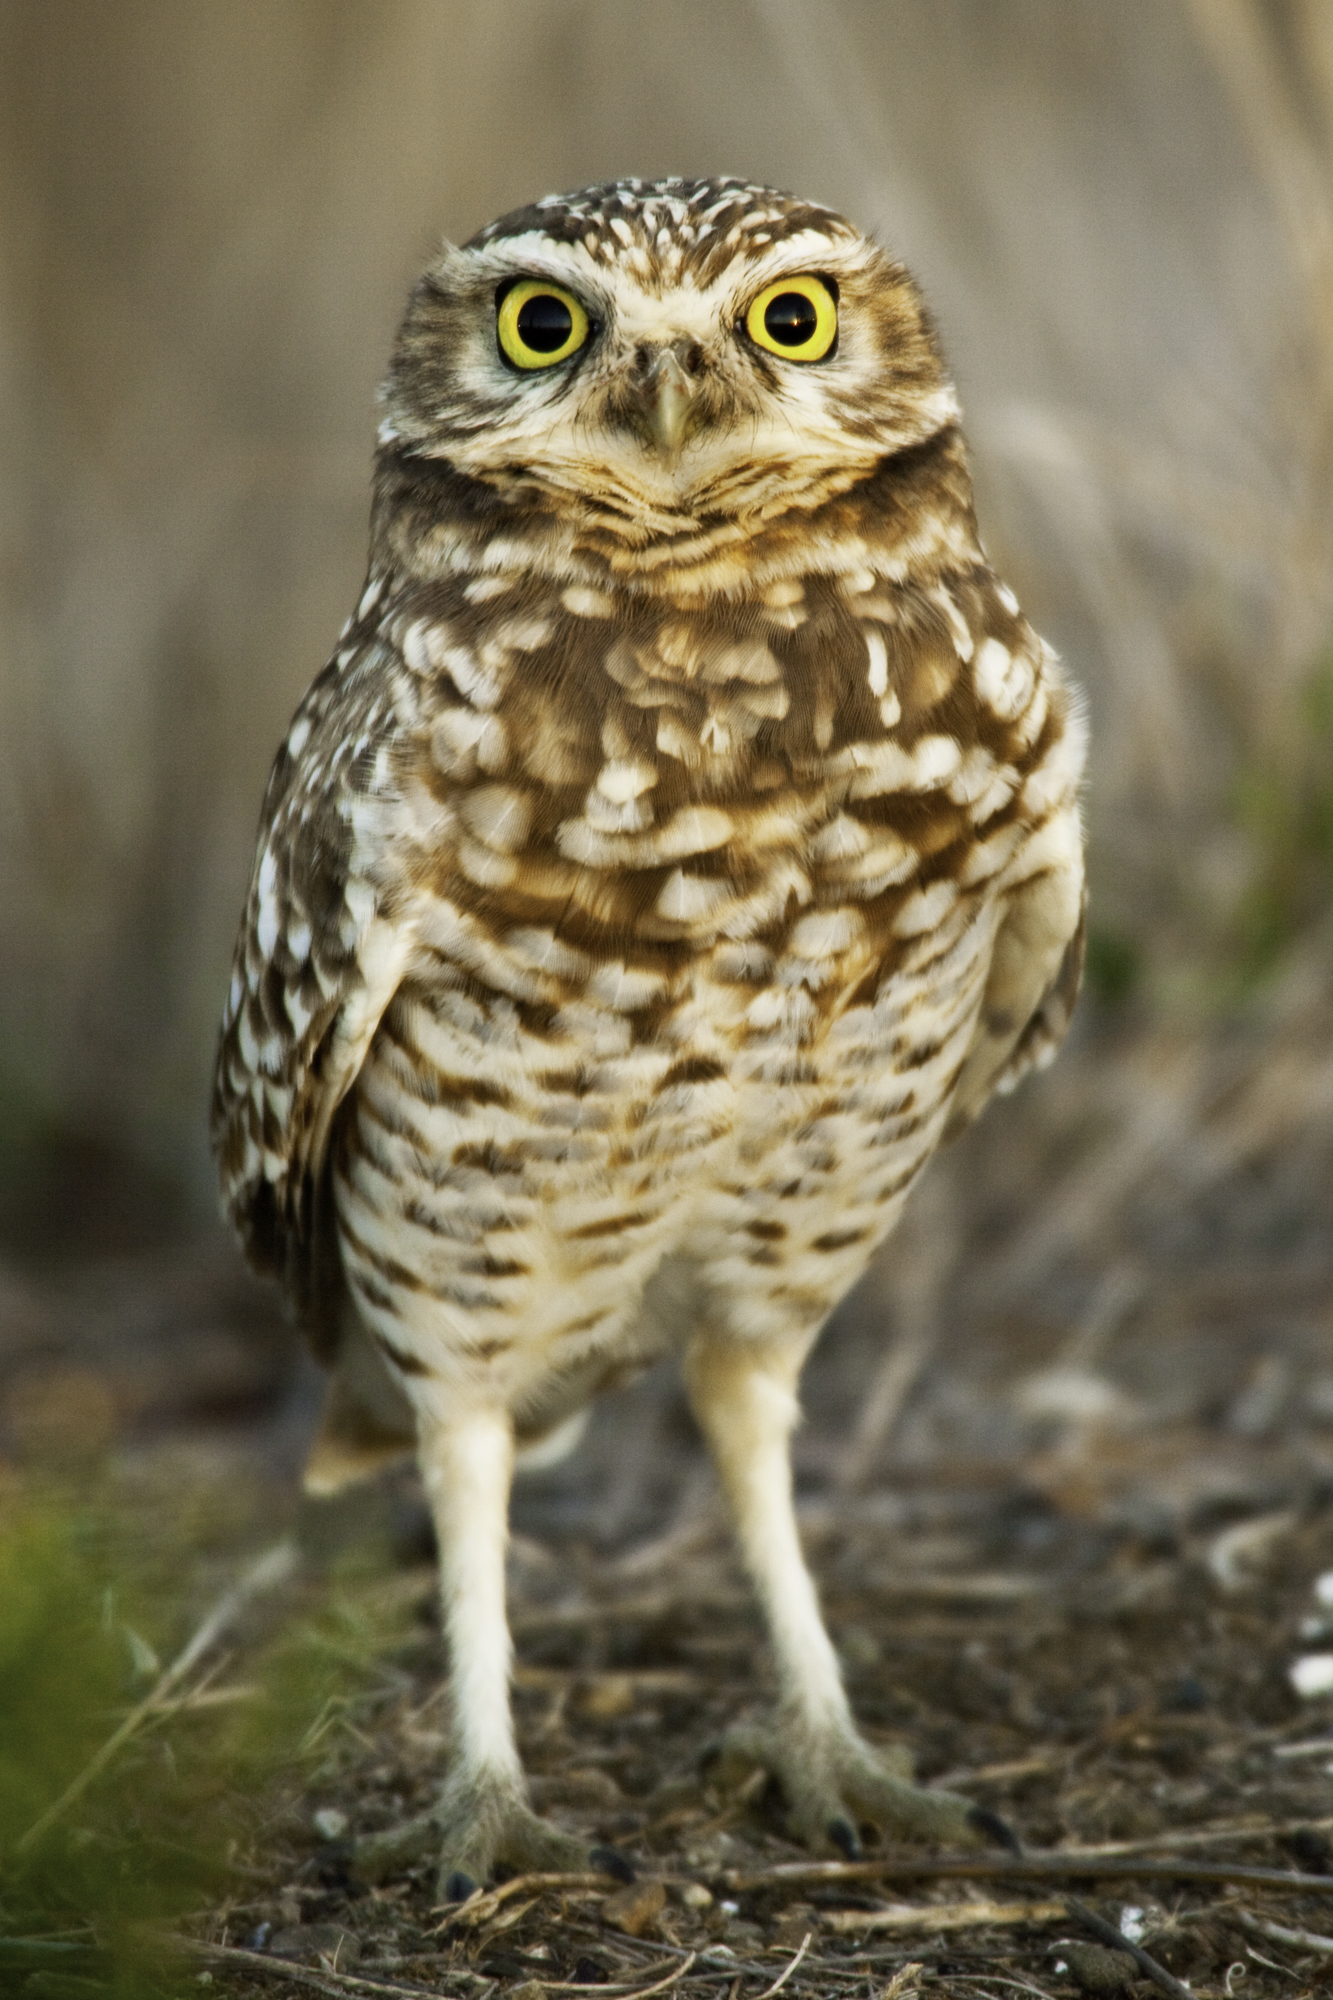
1,1,1330,1530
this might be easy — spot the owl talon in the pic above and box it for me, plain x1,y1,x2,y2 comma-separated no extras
590,1845,637,1884
352,1791,621,1895
967,1804,1021,1855
433,1779,604,1897
715,1719,1004,1855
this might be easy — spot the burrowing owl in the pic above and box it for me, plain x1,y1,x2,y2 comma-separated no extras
213,178,1085,1890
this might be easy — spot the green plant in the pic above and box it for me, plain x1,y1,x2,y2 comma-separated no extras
0,1484,406,1994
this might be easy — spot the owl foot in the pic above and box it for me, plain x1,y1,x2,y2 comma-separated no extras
346,1779,634,1898
708,1719,1017,1858
433,1776,618,1901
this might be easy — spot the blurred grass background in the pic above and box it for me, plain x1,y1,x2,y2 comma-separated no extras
0,1477,421,1986
0,0,1329,1248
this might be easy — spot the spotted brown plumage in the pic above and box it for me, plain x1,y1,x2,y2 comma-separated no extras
212,177,1086,1889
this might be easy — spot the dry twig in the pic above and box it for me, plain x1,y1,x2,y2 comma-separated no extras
1236,1910,1333,1958
1057,1811,1333,1856
752,1931,812,1996
823,1899,1067,1935
537,1952,699,1996
722,1851,1333,1895
432,1869,622,1930
878,1968,925,2000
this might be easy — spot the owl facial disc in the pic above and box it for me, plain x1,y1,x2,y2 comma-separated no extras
386,177,963,532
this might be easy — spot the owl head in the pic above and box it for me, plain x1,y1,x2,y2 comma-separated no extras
380,178,958,537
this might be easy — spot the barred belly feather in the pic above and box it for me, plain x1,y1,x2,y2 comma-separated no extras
316,531,1081,1432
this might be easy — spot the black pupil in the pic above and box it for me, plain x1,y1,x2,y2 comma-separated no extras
764,291,820,346
516,292,574,352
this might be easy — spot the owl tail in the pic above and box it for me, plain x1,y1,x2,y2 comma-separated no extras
302,1303,416,1497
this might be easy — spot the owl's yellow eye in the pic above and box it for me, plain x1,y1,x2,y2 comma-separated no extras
744,275,838,362
497,279,590,370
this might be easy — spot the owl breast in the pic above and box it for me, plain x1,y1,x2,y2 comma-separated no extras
328,532,1081,1427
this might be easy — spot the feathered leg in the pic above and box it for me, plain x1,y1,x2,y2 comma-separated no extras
350,1402,594,1894
424,1404,596,1892
686,1329,1012,1856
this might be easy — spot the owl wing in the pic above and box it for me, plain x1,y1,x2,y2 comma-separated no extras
944,812,1087,1141
988,885,1086,1091
211,607,422,1329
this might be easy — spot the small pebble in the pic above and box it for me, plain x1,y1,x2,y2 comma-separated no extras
579,1674,636,1719
601,1878,666,1937
649,1775,701,1817
1062,1941,1138,1996
1290,1652,1333,1697
1314,1568,1333,1608
771,1905,818,1948
312,1807,349,1841
677,1881,713,1910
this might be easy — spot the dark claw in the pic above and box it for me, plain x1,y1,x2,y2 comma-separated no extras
827,1815,861,1860
443,1870,479,1902
589,1844,636,1885
968,1804,1021,1855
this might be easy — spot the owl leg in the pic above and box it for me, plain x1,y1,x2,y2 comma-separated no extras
685,1332,1013,1857
350,1403,602,1894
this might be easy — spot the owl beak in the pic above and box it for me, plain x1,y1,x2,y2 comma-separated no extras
636,346,699,456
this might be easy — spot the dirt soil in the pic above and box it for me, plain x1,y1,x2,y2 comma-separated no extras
158,1440,1333,2000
